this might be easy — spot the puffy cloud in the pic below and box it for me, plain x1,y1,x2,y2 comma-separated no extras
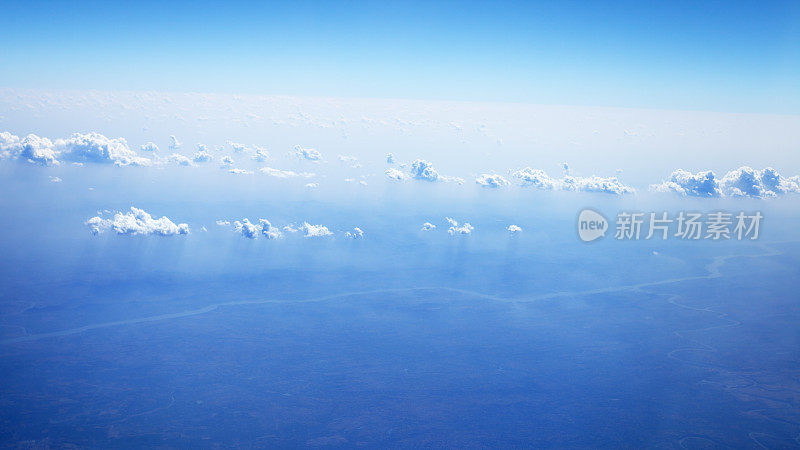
216,220,230,226
511,167,558,190
169,153,193,166
295,145,322,161
49,176,62,183
512,167,633,194
475,173,509,188
345,227,364,239
507,224,522,234
651,167,800,198
140,142,159,152
86,207,189,236
385,168,407,181
228,142,247,152
260,166,315,178
251,147,270,162
300,222,332,237
721,166,800,198
0,132,59,166
228,168,252,175
386,153,396,164
561,175,635,195
305,182,319,188
421,222,436,231
59,132,152,166
193,145,213,163
220,155,234,166
230,218,283,239
169,135,181,150
650,169,721,197
446,217,474,236
410,159,440,181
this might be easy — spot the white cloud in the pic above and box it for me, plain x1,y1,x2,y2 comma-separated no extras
260,166,315,178
649,169,721,197
512,166,633,194
475,173,509,188
49,176,62,183
216,220,230,226
446,217,474,236
169,153,193,166
300,222,332,237
720,166,800,198
251,146,270,162
0,132,60,166
228,141,247,152
59,132,152,166
421,222,436,231
193,145,213,163
561,175,635,195
305,182,319,188
169,135,181,150
220,155,234,166
511,167,559,190
229,218,282,239
228,168,252,175
140,142,158,152
338,154,360,168
386,153,396,164
345,227,364,239
385,168,407,181
507,224,522,234
295,145,322,161
410,159,440,181
86,207,189,236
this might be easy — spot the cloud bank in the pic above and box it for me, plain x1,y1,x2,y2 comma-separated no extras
86,207,190,236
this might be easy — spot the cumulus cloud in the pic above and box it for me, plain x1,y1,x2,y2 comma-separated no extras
511,167,558,190
220,155,234,166
140,142,159,152
385,168,407,181
512,166,633,194
86,207,189,236
650,169,721,197
651,167,800,198
421,222,436,231
507,224,522,234
386,153,396,164
410,159,441,181
385,159,462,183
721,166,800,198
228,168,252,175
300,222,332,237
305,182,319,188
59,132,152,166
251,146,270,162
475,173,509,188
231,218,283,239
216,220,230,226
446,217,474,236
0,132,59,166
344,227,364,239
228,142,247,152
169,135,181,150
169,153,193,166
260,166,315,178
49,176,62,183
295,145,322,161
193,145,213,163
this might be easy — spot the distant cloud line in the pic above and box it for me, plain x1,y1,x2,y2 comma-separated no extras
4,130,799,199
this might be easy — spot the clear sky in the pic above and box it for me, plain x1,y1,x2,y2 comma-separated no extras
2,0,799,113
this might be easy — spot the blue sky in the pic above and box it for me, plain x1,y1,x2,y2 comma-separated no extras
3,0,799,113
